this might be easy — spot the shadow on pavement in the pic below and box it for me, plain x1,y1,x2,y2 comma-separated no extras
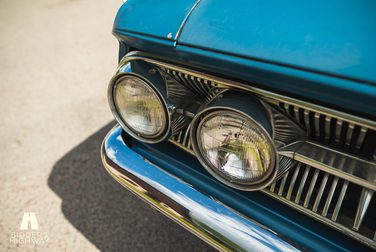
48,121,216,252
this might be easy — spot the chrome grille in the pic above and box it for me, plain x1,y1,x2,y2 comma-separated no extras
266,163,376,248
154,63,376,248
280,102,376,160
169,120,194,155
161,68,212,98
170,120,376,248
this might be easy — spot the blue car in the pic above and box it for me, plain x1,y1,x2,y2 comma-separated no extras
101,1,376,251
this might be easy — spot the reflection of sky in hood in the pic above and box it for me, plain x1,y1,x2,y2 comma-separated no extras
105,126,299,252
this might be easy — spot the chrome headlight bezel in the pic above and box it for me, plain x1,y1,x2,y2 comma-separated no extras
108,72,171,143
190,91,279,191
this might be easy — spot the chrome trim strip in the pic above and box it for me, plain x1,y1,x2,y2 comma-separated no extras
291,141,376,191
101,125,304,252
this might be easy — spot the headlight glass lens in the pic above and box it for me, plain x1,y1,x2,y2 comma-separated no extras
114,76,166,137
197,111,273,184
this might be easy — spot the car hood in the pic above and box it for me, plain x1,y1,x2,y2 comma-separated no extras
113,0,199,41
177,0,376,84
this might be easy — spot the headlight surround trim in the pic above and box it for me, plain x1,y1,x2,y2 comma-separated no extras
109,72,171,143
190,103,279,191
196,109,276,186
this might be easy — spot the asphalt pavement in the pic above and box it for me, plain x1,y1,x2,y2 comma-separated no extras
0,0,216,251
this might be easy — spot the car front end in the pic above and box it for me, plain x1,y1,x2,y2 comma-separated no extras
101,1,376,251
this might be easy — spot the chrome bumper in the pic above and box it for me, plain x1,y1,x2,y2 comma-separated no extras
101,125,304,252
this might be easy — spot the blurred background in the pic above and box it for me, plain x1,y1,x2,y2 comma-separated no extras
0,0,215,251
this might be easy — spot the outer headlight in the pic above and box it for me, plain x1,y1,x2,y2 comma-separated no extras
112,75,168,142
190,90,278,191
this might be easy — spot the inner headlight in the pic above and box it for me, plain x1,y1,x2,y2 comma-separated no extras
113,75,167,140
197,111,274,185
190,90,278,191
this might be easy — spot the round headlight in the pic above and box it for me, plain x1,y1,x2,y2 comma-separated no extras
197,111,274,186
113,75,167,139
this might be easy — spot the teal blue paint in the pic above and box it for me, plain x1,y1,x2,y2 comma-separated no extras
178,0,376,84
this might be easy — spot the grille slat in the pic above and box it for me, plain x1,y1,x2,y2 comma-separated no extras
191,76,208,96
335,119,343,147
322,176,339,217
284,103,290,115
345,123,355,150
295,165,311,204
287,163,301,200
353,188,374,231
314,112,321,139
278,172,289,196
313,173,329,212
303,110,310,134
332,180,349,221
356,127,368,152
304,169,320,208
325,116,331,142
177,131,183,143
270,182,276,193
182,124,191,146
293,106,300,121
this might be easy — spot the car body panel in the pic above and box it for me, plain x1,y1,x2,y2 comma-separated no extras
113,0,199,41
177,0,376,85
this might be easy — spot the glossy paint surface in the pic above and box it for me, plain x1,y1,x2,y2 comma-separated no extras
113,0,198,41
178,0,376,84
